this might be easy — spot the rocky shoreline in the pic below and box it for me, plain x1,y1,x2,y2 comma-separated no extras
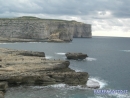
0,48,89,97
0,37,68,43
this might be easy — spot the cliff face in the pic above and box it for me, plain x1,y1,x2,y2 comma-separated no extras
0,16,92,42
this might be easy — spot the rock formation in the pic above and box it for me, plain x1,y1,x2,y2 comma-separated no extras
0,48,89,97
0,16,92,42
65,52,88,60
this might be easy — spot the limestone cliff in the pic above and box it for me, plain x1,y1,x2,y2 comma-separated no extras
0,16,92,42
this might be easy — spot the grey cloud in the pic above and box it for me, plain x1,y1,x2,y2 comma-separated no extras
0,0,130,18
0,0,130,33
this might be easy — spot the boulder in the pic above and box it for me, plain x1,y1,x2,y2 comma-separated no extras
87,79,100,89
65,52,88,60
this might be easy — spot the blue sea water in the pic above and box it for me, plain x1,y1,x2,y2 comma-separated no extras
0,37,130,98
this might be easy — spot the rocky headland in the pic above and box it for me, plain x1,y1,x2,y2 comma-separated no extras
0,16,92,43
0,48,89,97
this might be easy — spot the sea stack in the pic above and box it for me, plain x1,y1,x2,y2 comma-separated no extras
65,52,88,60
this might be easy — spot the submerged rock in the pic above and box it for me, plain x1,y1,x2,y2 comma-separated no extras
65,52,88,60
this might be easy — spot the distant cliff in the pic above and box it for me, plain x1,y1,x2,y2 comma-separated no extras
0,16,92,42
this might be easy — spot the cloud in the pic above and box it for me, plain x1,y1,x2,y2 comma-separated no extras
0,0,130,36
0,0,130,18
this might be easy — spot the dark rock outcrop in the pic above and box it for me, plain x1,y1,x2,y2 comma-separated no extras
65,53,88,60
0,16,92,42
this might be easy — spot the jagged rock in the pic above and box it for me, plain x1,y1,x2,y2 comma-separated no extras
87,79,100,89
65,52,88,60
0,82,8,91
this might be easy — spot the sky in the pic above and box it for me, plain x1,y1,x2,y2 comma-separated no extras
0,0,130,37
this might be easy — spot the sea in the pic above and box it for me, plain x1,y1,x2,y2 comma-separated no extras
0,36,130,98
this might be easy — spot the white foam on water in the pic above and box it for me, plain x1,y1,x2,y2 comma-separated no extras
49,84,66,88
45,56,53,59
94,90,130,98
28,42,42,43
75,69,83,72
55,52,66,55
0,43,15,44
85,57,97,61
89,77,107,89
30,77,108,90
31,84,89,90
121,50,130,52
108,92,130,98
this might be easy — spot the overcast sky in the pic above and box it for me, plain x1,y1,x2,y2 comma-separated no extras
0,0,130,37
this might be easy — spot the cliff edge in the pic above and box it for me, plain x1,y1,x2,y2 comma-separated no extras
0,16,92,42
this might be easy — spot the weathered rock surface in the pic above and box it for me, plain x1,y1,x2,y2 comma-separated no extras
0,48,89,87
65,52,88,60
0,16,92,42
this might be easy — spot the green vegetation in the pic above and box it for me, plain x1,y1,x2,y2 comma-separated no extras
0,16,81,23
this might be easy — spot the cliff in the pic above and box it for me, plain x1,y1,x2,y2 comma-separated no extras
0,16,92,42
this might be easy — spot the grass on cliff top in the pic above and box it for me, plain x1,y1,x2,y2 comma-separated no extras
0,16,84,24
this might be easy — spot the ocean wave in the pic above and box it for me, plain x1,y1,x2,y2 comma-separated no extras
85,57,97,61
31,84,89,90
45,56,53,59
75,69,83,72
28,42,42,43
89,77,107,89
0,43,14,44
121,50,130,52
55,52,66,55
31,77,107,90
95,91,130,98
108,92,130,98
